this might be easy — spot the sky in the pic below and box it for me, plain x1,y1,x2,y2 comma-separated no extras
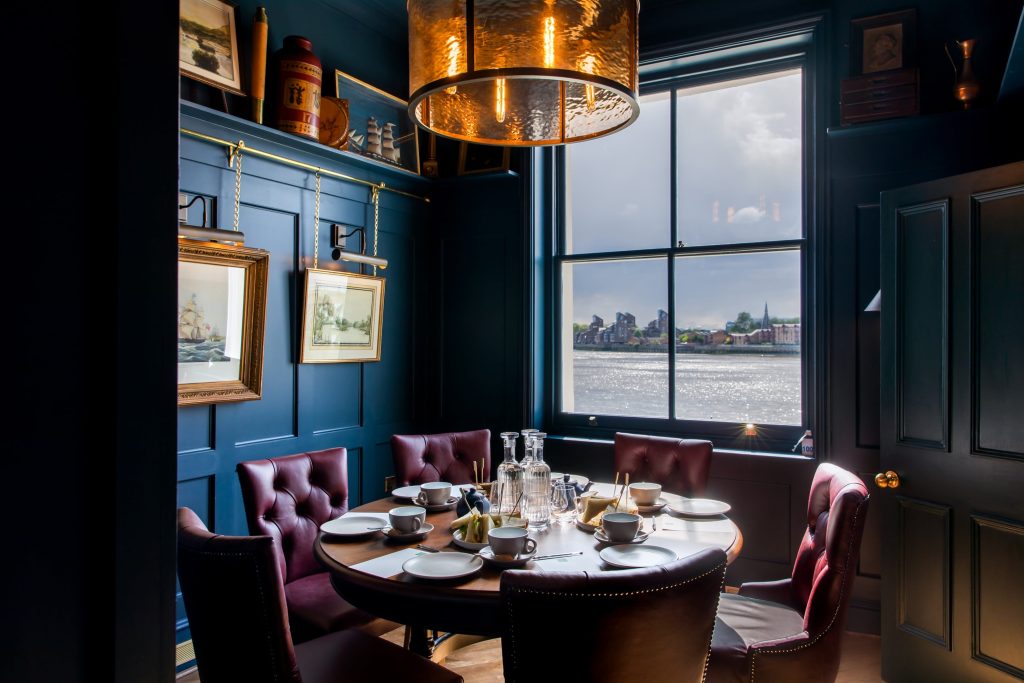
565,70,803,329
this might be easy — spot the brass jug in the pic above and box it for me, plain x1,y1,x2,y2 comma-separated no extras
947,39,981,108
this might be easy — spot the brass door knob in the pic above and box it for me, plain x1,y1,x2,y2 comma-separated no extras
874,471,901,489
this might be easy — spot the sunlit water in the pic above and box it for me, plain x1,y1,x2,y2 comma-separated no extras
570,351,801,425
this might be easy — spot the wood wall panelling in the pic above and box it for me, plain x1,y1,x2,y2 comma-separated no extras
971,515,1024,677
971,187,1024,459
895,200,950,450
897,497,951,648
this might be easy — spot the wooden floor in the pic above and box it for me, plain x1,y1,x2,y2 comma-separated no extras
179,629,881,682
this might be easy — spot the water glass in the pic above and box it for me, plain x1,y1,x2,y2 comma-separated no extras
550,481,576,525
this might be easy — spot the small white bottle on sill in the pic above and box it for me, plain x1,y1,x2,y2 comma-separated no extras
800,430,814,457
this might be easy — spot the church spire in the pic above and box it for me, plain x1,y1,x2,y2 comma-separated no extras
761,302,770,330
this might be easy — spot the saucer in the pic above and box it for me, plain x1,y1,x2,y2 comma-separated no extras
319,514,387,538
392,484,474,502
666,498,731,517
416,496,459,512
478,546,537,568
636,497,669,514
595,529,650,545
383,522,434,542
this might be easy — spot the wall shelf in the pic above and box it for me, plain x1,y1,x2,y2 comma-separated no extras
180,99,431,188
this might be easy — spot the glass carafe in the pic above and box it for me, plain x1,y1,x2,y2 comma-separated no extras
492,431,524,515
524,432,552,528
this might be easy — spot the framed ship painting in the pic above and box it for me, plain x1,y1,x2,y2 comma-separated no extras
335,69,420,175
179,0,244,95
177,238,269,405
300,268,385,363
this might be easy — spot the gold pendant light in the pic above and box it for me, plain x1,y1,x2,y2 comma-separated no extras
407,0,640,146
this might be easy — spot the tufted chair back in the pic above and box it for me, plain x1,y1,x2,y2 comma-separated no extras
613,432,713,496
501,547,727,683
792,463,870,634
177,507,302,683
236,448,349,584
390,430,491,486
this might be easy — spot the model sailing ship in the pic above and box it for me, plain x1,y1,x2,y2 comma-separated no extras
347,116,410,168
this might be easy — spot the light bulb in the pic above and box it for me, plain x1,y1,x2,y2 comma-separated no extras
543,16,555,67
495,78,506,123
445,35,460,94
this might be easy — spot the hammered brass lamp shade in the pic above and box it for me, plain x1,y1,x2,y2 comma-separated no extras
408,0,640,146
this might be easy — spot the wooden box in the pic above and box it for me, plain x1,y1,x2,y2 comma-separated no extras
840,68,919,125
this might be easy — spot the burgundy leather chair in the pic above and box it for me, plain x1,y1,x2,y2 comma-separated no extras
706,463,870,683
390,429,491,486
236,448,391,643
500,547,727,683
613,432,713,496
177,508,462,683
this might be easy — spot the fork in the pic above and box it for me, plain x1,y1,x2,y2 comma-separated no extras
415,544,439,553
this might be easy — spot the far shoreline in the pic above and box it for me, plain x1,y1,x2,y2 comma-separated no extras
574,344,800,355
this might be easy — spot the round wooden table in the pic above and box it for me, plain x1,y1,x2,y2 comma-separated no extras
315,483,742,654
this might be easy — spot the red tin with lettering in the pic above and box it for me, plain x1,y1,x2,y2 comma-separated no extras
274,36,322,140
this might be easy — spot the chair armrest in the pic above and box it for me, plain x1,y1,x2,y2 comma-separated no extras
737,579,800,610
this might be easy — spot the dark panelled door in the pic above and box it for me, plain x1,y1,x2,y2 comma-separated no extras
879,161,1024,682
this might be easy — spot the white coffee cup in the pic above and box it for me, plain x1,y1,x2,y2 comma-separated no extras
602,512,642,542
389,506,426,533
629,482,662,506
487,526,537,557
416,482,453,506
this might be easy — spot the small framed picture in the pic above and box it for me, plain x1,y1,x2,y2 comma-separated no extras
457,143,511,176
178,239,269,405
850,9,916,76
179,0,244,95
300,269,386,363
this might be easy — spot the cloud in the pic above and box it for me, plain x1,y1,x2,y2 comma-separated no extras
732,206,764,223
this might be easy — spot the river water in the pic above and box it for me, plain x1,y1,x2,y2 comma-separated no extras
568,350,802,425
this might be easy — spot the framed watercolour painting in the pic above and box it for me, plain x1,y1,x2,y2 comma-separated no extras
179,0,244,95
336,69,420,175
178,239,269,405
300,269,385,363
850,10,916,76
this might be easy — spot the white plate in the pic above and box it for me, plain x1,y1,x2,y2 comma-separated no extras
478,546,537,568
451,528,490,551
667,498,731,517
636,497,669,513
599,544,677,569
319,515,387,537
383,522,434,542
575,519,599,534
402,551,484,580
392,484,475,501
594,529,650,545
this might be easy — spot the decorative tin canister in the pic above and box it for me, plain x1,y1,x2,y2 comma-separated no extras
274,36,322,140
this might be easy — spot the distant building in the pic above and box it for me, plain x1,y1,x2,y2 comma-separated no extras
761,302,771,330
773,323,800,345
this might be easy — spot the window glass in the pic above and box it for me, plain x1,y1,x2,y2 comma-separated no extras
566,91,670,254
561,258,668,418
674,250,802,424
676,70,802,247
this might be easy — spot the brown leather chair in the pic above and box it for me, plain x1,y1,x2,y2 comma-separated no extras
614,432,713,496
236,448,391,643
706,463,870,683
500,547,727,683
177,508,462,683
390,429,491,486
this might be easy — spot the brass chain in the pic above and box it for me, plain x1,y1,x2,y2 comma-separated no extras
372,186,380,276
313,169,321,269
232,141,244,231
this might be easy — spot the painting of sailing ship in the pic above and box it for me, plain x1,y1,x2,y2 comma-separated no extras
178,261,244,383
335,69,420,174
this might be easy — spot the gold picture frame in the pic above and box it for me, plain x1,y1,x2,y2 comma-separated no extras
177,239,269,405
300,268,386,363
179,0,245,96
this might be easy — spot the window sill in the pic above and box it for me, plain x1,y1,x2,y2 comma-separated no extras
548,434,812,460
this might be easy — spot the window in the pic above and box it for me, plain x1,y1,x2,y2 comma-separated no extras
552,27,821,453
